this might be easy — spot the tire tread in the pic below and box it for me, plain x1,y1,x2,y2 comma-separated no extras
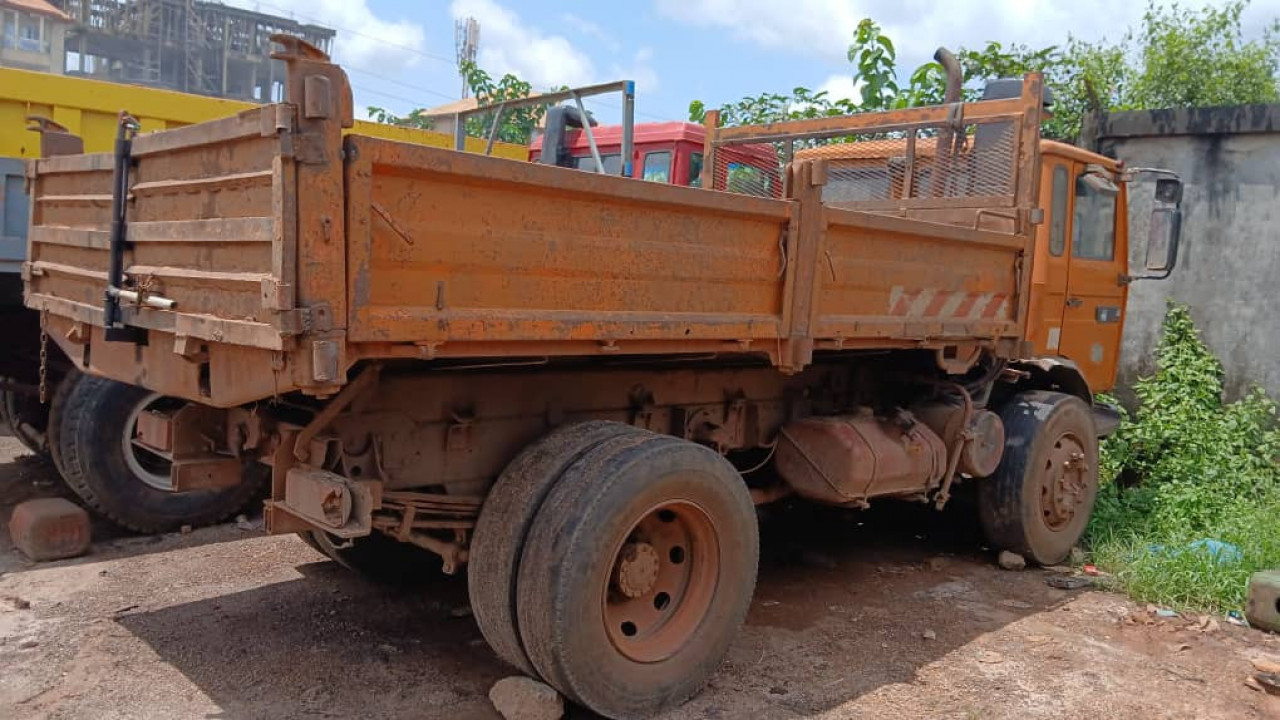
57,376,266,533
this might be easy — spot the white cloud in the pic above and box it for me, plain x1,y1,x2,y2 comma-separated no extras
654,0,860,61
451,0,596,89
226,0,426,74
562,12,621,52
816,74,862,104
787,74,861,114
656,0,1280,71
612,47,661,95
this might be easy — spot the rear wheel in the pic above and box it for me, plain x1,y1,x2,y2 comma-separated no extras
516,434,759,719
469,421,642,675
46,369,81,479
57,376,267,533
979,391,1099,565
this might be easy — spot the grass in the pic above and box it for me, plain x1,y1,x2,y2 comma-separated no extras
1088,500,1280,612
1085,302,1280,614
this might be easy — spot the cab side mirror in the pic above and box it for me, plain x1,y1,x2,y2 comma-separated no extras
1144,206,1181,276
1155,177,1183,204
1131,174,1183,281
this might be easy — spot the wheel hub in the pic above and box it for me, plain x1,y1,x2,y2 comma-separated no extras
122,393,181,492
602,500,719,663
613,542,660,599
1040,435,1088,530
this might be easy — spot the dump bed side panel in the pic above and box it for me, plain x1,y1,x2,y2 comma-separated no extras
346,138,792,354
813,208,1022,342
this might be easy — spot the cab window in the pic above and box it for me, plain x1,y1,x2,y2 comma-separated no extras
1072,175,1117,260
643,151,672,183
1049,165,1068,256
573,153,622,175
688,152,704,187
725,162,771,196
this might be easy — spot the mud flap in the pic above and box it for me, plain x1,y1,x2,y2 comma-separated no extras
1091,401,1122,437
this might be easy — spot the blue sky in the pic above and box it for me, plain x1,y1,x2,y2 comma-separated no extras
228,0,1280,126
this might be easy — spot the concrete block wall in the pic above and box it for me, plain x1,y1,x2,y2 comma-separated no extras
1083,106,1280,401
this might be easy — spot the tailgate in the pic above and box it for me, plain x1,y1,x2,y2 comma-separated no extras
25,106,298,352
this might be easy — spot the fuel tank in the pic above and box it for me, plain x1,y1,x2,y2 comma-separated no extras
774,409,948,506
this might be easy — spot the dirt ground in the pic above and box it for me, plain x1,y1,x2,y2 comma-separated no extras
1,436,1278,720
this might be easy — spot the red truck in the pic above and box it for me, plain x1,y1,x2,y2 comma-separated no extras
529,119,781,195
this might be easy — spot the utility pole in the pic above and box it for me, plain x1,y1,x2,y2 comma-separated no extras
455,17,479,98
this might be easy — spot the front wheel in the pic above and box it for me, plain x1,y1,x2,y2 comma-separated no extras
56,376,267,533
515,434,759,719
979,391,1099,565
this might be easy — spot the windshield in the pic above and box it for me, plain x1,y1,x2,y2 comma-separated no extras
573,154,623,175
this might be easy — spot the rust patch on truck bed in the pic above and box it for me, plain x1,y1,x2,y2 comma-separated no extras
24,39,1043,408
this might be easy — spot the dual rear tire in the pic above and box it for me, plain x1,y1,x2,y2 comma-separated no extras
469,422,759,720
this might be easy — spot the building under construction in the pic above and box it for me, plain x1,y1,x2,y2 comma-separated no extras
49,0,334,102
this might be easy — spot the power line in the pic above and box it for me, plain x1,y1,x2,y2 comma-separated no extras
345,65,457,103
577,95,680,124
247,0,458,68
349,84,434,112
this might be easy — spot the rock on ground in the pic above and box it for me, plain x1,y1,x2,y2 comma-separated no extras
489,676,563,720
998,550,1027,571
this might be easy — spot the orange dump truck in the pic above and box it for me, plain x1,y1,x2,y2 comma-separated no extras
22,40,1181,719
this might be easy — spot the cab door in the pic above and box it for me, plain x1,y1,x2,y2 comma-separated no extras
1057,165,1129,392
1028,159,1074,357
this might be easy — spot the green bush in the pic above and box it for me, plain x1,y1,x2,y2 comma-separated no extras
1089,302,1280,612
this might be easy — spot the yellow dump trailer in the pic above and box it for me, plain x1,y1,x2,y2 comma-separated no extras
0,65,526,159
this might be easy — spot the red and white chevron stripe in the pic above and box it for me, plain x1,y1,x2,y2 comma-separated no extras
888,286,1011,320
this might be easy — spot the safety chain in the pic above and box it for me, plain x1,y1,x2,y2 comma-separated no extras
38,311,49,405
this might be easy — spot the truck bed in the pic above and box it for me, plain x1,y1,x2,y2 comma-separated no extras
24,49,1038,408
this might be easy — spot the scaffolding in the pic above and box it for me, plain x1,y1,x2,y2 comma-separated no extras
51,0,335,102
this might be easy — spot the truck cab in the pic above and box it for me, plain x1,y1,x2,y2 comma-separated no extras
1029,141,1130,391
529,120,781,196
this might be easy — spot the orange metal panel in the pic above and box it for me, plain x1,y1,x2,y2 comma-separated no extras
812,206,1025,343
26,106,291,349
345,137,791,350
23,42,1058,409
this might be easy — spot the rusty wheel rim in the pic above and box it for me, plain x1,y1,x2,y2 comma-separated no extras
603,499,719,663
122,393,181,492
1038,432,1089,531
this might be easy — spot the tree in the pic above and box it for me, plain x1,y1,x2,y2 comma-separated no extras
688,87,858,127
458,61,546,145
366,62,547,145
692,1,1280,141
849,18,901,111
686,19,1066,129
1114,1,1280,110
366,107,433,129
